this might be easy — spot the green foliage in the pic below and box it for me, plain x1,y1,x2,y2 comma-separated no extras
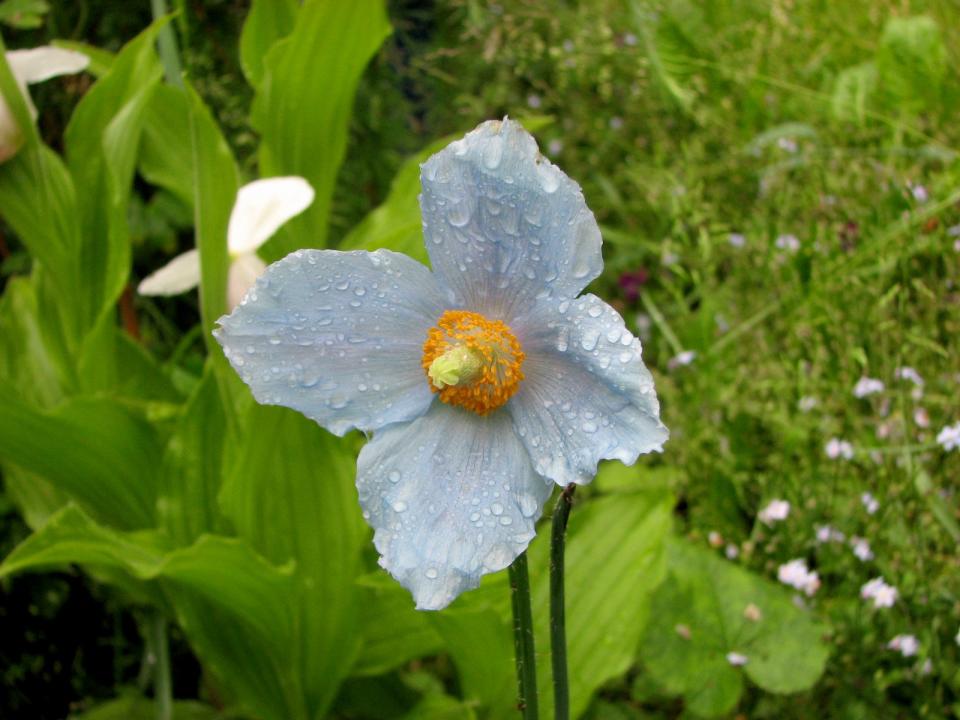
641,540,830,716
2,0,959,717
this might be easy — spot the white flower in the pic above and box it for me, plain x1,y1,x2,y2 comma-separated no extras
777,558,820,596
775,234,800,252
909,183,928,203
913,407,930,428
1,47,89,163
894,366,924,386
853,376,885,398
707,530,723,548
798,396,818,412
861,576,898,608
743,603,762,622
887,634,919,657
728,232,746,248
725,543,739,560
850,536,874,561
758,499,790,526
667,350,696,370
860,492,879,515
815,524,845,544
547,139,563,156
825,438,854,460
726,651,749,666
526,93,542,109
623,32,638,46
936,422,960,452
139,177,314,310
609,116,624,130
777,137,798,153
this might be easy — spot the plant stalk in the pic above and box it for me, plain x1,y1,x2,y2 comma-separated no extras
148,612,173,720
149,0,184,86
509,551,539,719
550,483,576,720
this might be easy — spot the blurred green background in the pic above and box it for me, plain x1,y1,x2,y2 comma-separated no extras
0,0,958,718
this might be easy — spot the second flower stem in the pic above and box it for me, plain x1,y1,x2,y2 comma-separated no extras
509,551,539,719
550,483,576,720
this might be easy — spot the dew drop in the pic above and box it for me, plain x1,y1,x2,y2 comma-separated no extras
392,500,408,513
425,567,438,579
580,330,600,351
587,304,603,318
490,502,504,516
448,203,471,227
483,134,504,169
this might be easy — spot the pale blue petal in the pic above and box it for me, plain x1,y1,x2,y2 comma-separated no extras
508,293,668,486
420,118,603,320
356,402,553,610
214,249,452,436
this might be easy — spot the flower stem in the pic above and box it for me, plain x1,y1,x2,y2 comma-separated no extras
149,0,184,87
509,551,539,719
147,611,173,720
550,483,576,720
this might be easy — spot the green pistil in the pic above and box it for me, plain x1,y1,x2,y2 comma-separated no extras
428,345,484,389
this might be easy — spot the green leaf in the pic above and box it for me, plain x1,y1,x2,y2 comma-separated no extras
529,489,673,719
185,80,237,347
159,363,229,546
239,0,298,88
876,15,947,113
640,539,830,717
220,404,368,718
251,0,391,254
352,573,443,677
64,19,166,336
0,0,49,29
0,388,162,530
139,84,194,208
831,63,877,125
68,693,220,720
1,503,302,720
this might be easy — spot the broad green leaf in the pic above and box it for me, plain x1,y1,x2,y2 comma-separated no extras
352,573,443,677
0,32,37,141
68,693,220,720
139,84,194,208
220,404,368,719
831,62,877,125
529,489,673,719
64,19,166,336
0,275,63,406
430,605,516,716
876,15,946,113
0,0,48,29
159,363,229,546
0,388,162,530
252,0,391,254
239,0,298,88
185,80,237,345
640,539,830,717
1,503,301,720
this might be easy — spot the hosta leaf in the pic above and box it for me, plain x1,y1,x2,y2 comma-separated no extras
64,19,166,335
640,539,830,717
0,388,162,530
251,0,391,254
239,0,298,88
139,83,193,208
529,489,673,719
220,403,367,718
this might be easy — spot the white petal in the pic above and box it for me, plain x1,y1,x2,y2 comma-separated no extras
214,249,452,437
419,118,603,320
507,294,668,486
227,252,267,310
356,402,553,610
6,47,89,85
138,249,201,296
227,176,315,255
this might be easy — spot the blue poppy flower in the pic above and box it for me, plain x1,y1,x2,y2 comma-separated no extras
214,119,668,609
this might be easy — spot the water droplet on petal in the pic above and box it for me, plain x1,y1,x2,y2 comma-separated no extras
392,500,408,513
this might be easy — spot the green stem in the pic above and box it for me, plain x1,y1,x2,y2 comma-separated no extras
150,0,184,86
550,484,576,720
148,612,173,720
509,551,539,719
550,483,577,720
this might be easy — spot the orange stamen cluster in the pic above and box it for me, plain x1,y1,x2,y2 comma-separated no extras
422,310,525,415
